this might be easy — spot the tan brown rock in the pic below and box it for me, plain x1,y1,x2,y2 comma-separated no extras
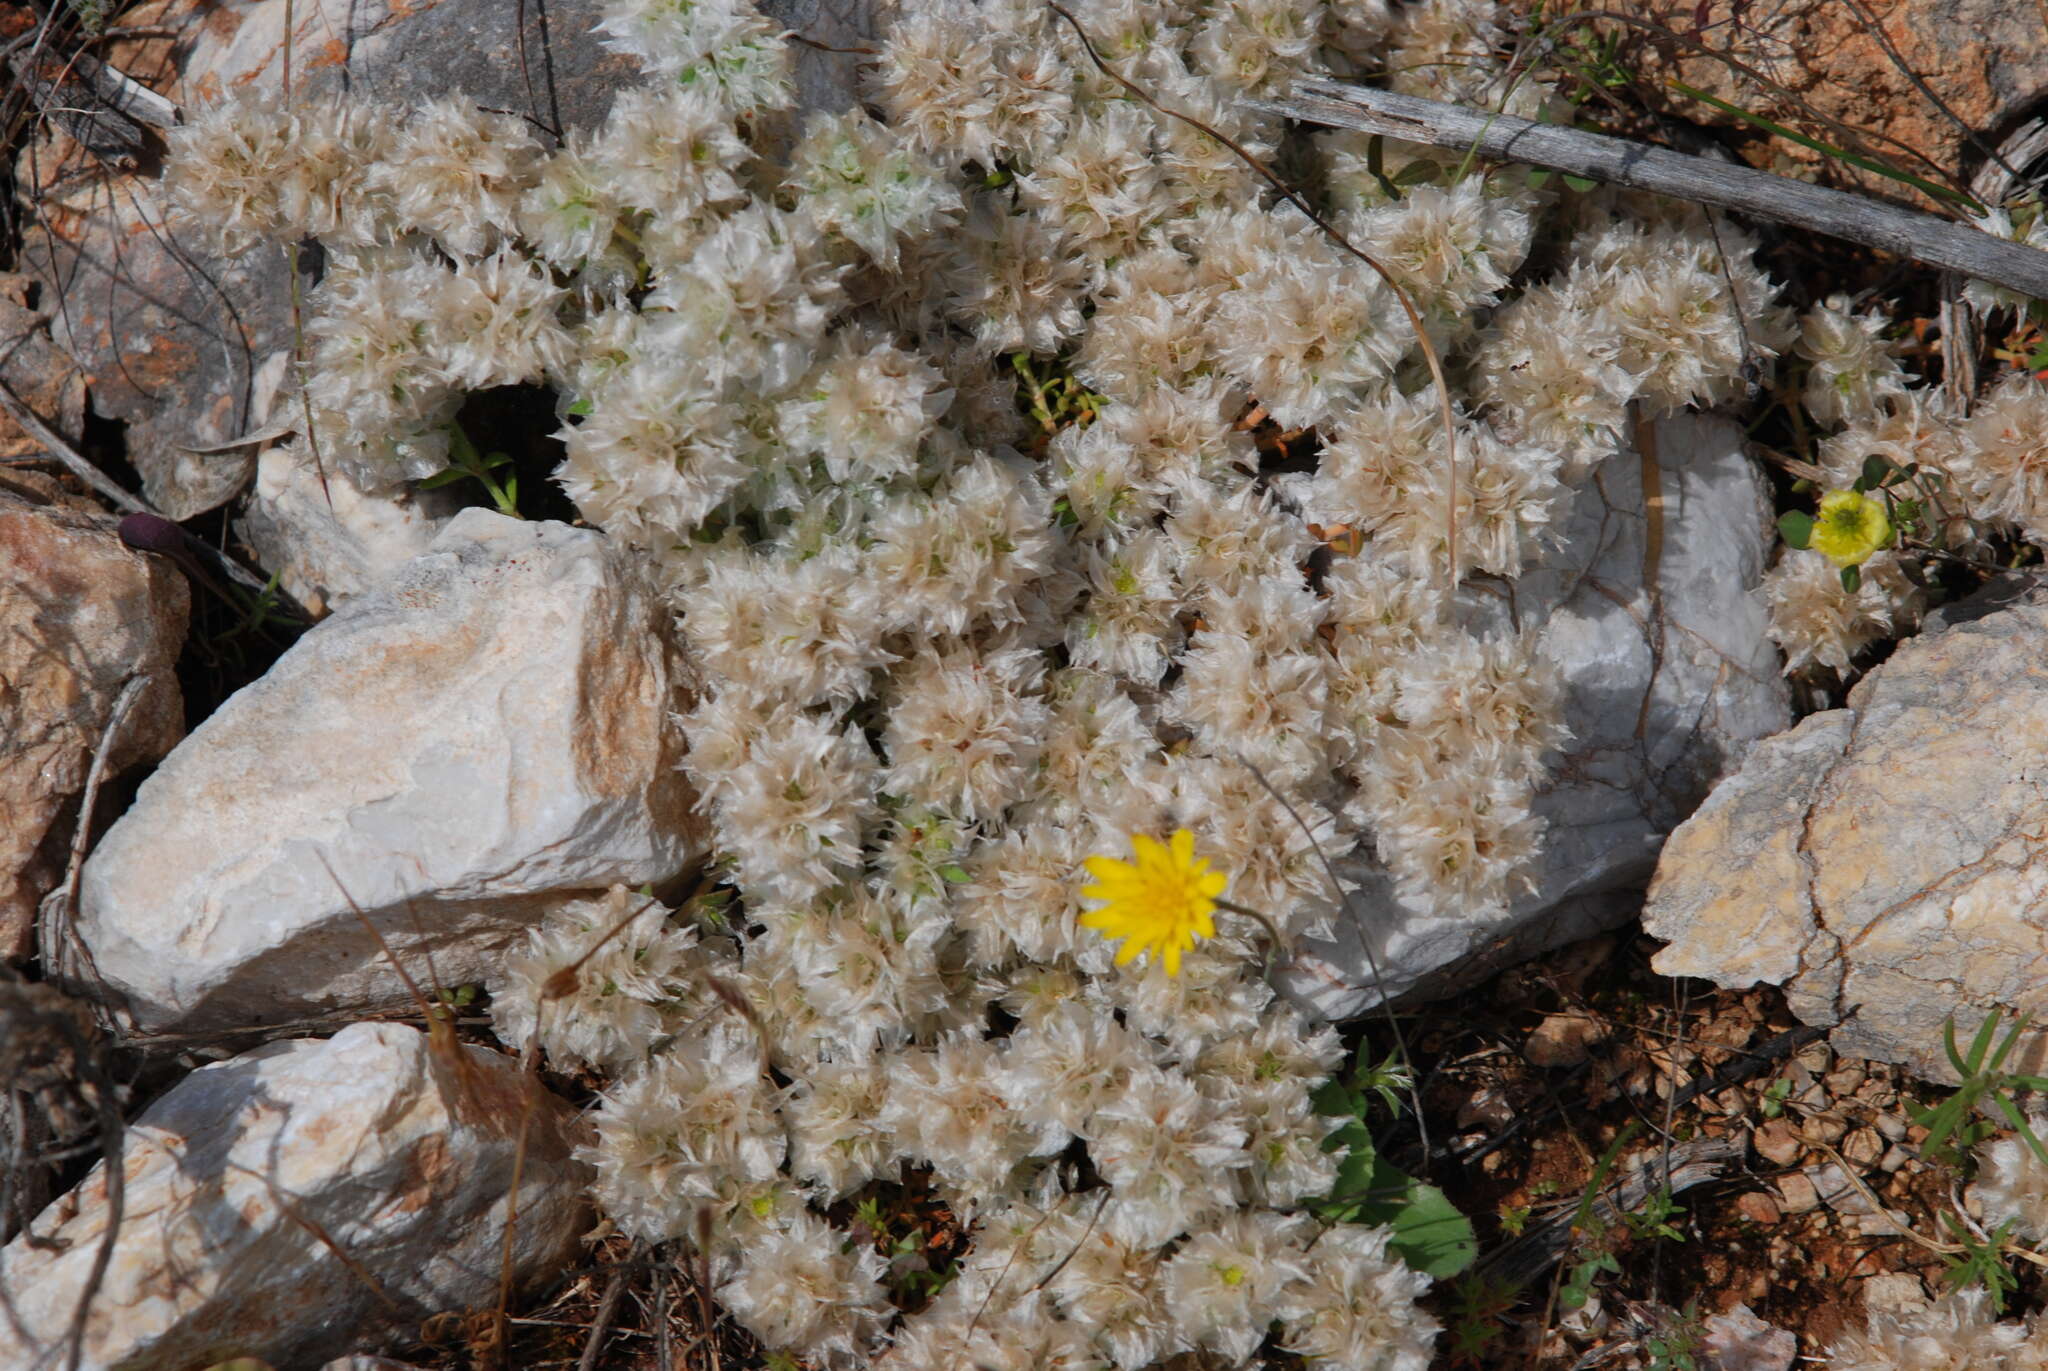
0,481,186,959
1645,591,2048,1083
0,276,86,459
1524,1010,1611,1068
1592,0,2048,206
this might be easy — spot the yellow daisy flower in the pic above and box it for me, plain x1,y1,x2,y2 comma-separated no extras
1079,829,1228,976
1810,488,1892,568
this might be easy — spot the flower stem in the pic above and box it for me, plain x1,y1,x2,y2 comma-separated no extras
1215,898,1292,978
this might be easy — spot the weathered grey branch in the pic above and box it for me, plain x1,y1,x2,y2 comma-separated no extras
1251,80,2048,303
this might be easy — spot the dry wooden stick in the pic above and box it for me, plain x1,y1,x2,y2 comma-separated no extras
1251,81,2048,302
0,374,149,516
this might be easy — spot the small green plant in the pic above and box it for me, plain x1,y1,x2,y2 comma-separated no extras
1906,1010,2048,1169
1553,1122,1640,1312
1939,1213,2022,1312
1442,1272,1520,1366
1643,1302,1705,1371
419,423,523,518
1009,351,1106,437
204,570,306,669
1777,453,1961,590
434,983,480,1012
1497,1201,1532,1238
1312,1043,1476,1278
1558,1230,1619,1312
1759,1077,1793,1119
1621,1186,1686,1244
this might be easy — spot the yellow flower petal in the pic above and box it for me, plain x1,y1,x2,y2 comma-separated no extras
1074,827,1228,978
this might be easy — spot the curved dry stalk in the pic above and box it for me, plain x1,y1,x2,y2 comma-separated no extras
1044,1,1467,587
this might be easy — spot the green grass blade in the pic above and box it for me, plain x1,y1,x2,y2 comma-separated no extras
1989,1012,2031,1073
1666,80,1981,213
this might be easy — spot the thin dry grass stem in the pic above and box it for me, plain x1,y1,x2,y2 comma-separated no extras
0,973,123,1371
1043,1,1465,587
1231,751,1433,1171
966,1190,1070,1339
223,1158,407,1315
42,674,145,1031
539,895,666,1004
315,857,539,1369
1534,8,1974,201
1032,1188,1111,1293
694,1208,721,1371
575,1238,642,1371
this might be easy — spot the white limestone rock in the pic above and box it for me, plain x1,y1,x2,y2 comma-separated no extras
71,509,705,1033
1644,583,2048,1083
1286,413,1791,1017
238,442,465,615
0,1022,590,1371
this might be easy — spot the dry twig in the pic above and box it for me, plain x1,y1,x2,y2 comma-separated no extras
1253,82,2048,302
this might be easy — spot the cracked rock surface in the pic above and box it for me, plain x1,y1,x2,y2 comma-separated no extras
0,1022,590,1371
70,509,706,1034
1644,584,2048,1082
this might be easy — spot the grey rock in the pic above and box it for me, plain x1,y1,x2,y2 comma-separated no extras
70,509,705,1033
0,1022,591,1371
1286,412,1791,1017
1644,592,2048,1082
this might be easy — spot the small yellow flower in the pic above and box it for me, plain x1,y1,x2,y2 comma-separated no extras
1079,829,1227,976
1810,489,1892,568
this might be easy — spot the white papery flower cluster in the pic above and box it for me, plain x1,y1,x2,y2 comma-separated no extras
162,0,1809,1364
1827,1288,2048,1371
1970,1114,2048,1246
1759,291,2048,676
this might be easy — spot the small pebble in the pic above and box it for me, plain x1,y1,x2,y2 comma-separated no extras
1775,1172,1820,1214
1801,1113,1847,1145
1753,1118,1802,1168
1824,1065,1866,1094
1874,1112,1909,1143
1861,1272,1927,1315
1878,1145,1909,1173
1735,1190,1782,1226
1523,1011,1609,1068
1841,1126,1884,1166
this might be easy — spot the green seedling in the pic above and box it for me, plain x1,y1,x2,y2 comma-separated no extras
1939,1213,2022,1312
1311,1041,1475,1278
1907,1010,2048,1169
419,423,523,518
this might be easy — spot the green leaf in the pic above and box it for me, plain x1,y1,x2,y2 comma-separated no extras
416,469,467,490
1840,563,1861,592
1777,511,1813,549
1322,1145,1477,1278
1526,168,1554,189
1562,173,1598,192
1857,454,1894,492
937,864,971,884
567,396,594,416
1393,160,1442,186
